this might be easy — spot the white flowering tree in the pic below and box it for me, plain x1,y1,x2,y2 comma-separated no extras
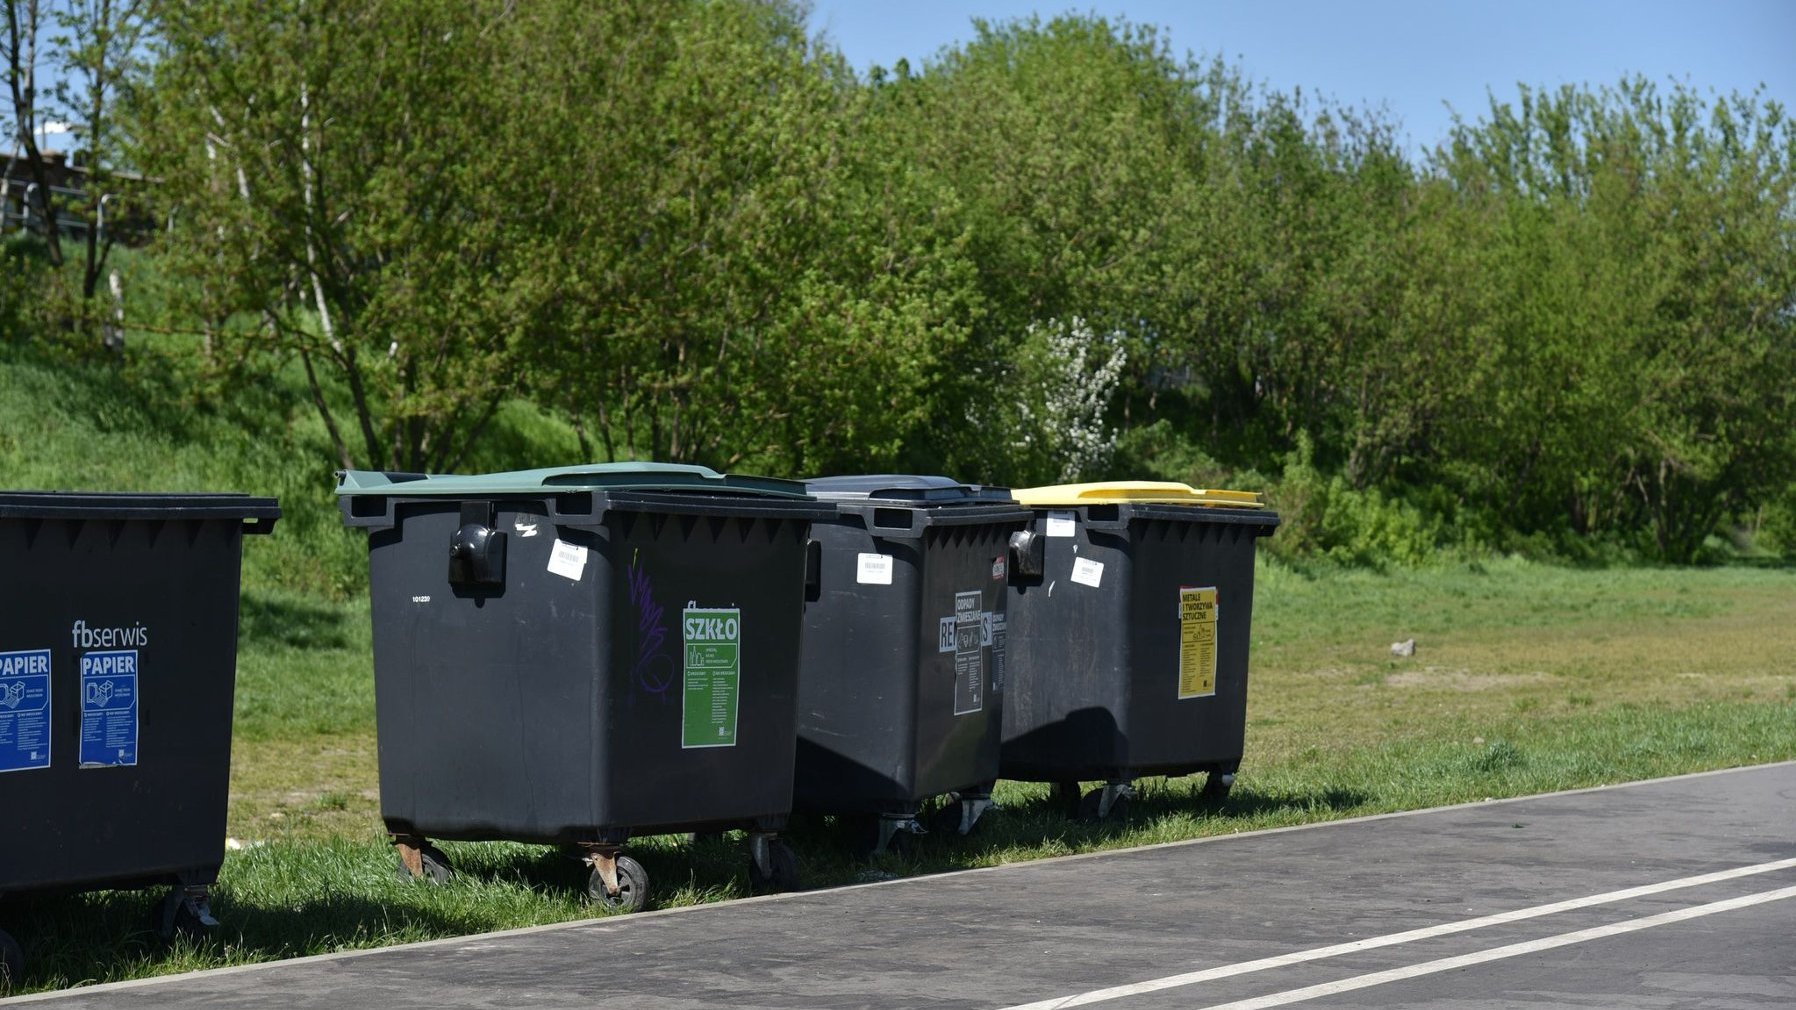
1006,316,1128,484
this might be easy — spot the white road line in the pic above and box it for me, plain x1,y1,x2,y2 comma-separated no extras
998,857,1796,1010
1191,883,1796,1010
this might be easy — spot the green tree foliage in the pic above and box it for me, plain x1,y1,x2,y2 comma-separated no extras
137,0,542,471
510,0,978,475
100,7,1794,563
1432,80,1796,560
3,0,149,340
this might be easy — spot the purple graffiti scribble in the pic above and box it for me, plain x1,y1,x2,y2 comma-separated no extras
629,556,676,698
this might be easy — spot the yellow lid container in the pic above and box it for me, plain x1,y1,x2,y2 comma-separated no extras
1011,481,1265,509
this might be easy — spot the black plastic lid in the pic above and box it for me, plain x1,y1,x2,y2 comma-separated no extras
803,474,1017,506
0,491,281,524
338,463,811,499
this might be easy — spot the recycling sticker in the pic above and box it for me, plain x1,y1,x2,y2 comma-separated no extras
953,590,984,715
681,606,741,749
80,649,139,767
1178,586,1219,699
0,648,52,774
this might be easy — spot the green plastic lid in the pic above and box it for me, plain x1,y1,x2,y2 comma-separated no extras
1012,480,1266,509
336,462,811,499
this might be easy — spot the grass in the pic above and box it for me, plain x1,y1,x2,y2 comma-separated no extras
3,343,1795,994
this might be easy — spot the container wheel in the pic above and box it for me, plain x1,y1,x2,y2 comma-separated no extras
1079,788,1131,823
0,929,22,991
587,855,649,912
1051,780,1083,818
747,839,800,894
858,815,919,859
1201,770,1235,803
930,796,993,838
152,887,221,943
395,844,455,885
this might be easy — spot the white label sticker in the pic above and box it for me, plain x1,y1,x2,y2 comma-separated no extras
953,591,985,715
856,552,894,585
1070,557,1104,588
547,539,589,581
1046,510,1078,537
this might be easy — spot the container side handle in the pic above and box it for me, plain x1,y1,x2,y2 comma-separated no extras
338,495,398,530
804,539,822,602
835,503,926,539
1076,504,1131,532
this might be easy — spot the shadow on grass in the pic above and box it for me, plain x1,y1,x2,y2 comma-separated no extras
0,886,497,997
780,781,1377,888
238,591,356,651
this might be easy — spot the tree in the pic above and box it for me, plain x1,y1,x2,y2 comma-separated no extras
50,0,149,303
3,0,61,266
515,0,979,475
136,0,542,471
865,15,1214,481
4,0,148,340
1431,80,1796,559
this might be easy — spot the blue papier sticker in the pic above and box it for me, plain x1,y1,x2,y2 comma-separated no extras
80,649,138,767
0,648,53,773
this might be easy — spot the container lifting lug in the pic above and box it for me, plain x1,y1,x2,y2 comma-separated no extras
1008,528,1045,581
448,500,507,587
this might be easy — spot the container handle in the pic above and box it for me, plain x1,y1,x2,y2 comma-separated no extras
835,503,926,539
1074,504,1131,532
1007,529,1045,582
241,516,279,536
447,500,507,588
804,539,822,602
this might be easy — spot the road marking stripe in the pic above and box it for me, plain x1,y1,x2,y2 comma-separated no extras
1188,883,1796,1010
999,857,1796,1010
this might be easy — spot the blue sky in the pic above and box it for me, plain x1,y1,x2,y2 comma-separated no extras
807,1,1796,153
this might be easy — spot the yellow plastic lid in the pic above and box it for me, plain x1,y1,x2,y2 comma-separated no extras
1012,481,1266,508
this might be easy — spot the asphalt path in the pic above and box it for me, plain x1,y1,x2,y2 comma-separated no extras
12,762,1795,1009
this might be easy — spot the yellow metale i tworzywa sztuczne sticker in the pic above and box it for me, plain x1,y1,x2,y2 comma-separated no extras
1178,586,1218,699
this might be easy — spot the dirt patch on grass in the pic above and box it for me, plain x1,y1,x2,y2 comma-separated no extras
228,731,381,841
1384,667,1551,690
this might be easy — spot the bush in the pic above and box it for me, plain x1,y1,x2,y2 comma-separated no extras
1264,433,1448,568
0,234,52,343
1753,485,1796,560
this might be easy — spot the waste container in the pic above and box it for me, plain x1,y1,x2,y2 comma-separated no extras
793,476,1039,855
1001,481,1277,820
0,491,279,976
337,464,832,910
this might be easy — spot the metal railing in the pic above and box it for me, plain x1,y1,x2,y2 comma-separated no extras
1,177,105,240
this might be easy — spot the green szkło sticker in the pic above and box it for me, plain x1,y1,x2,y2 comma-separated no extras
682,606,741,748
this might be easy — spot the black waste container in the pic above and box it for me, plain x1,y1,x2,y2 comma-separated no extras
794,476,1038,855
0,491,279,978
1001,481,1277,820
337,464,832,910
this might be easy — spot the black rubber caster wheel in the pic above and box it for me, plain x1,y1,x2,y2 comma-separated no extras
859,816,918,859
1079,788,1131,822
0,929,23,991
395,844,455,884
586,855,649,912
1201,770,1234,803
930,798,990,838
747,839,800,894
152,890,219,943
1051,780,1083,818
